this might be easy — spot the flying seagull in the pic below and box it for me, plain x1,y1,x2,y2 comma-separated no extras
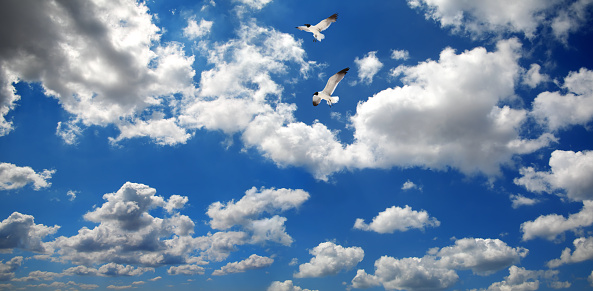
313,67,349,107
296,13,338,42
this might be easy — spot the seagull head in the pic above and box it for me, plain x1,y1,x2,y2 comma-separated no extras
312,92,321,106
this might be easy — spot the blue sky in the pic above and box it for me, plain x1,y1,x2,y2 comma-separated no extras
1,0,593,290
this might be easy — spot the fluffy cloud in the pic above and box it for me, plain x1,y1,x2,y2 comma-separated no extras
48,182,198,266
352,238,527,290
354,51,383,84
212,254,273,276
391,49,410,60
510,194,540,209
407,0,593,41
0,256,22,281
522,64,550,88
351,38,554,177
547,236,593,267
167,264,205,275
352,256,458,290
0,163,55,191
183,18,213,40
401,180,420,191
484,266,568,291
267,280,317,291
207,187,309,246
63,263,153,277
0,0,195,142
0,212,59,253
515,150,593,201
436,238,528,275
521,200,593,241
531,68,593,131
294,242,364,278
353,205,440,234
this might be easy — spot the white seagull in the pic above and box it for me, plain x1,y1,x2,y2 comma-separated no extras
296,13,338,42
313,67,349,107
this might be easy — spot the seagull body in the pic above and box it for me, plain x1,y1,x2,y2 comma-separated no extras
313,67,349,107
296,13,338,42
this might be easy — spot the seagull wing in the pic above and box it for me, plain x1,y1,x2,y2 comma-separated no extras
314,13,338,32
322,67,349,96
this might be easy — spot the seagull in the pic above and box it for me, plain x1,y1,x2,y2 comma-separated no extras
296,13,338,42
313,67,349,107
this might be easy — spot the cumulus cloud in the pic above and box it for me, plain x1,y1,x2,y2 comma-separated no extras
351,38,554,177
407,0,593,41
531,68,593,131
521,200,593,241
354,51,383,84
510,194,540,209
515,150,593,201
0,163,55,191
353,205,439,234
207,187,309,246
0,256,23,281
294,242,364,278
352,238,527,290
267,280,317,291
0,0,196,143
0,212,59,253
484,265,568,291
522,64,550,88
167,264,205,275
436,238,528,275
547,236,593,268
183,18,213,40
63,263,153,277
391,49,410,60
352,256,458,290
212,254,273,276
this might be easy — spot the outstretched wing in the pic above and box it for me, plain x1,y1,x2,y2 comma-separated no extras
322,67,349,96
314,13,338,32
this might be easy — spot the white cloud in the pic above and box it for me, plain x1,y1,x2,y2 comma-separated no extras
352,238,527,290
391,49,410,60
0,0,196,143
484,266,568,291
67,190,78,201
436,238,528,275
233,0,273,10
267,280,317,291
521,200,593,241
207,187,309,229
183,18,213,40
515,150,593,201
551,0,593,44
212,254,273,276
167,264,205,275
0,163,55,191
294,242,364,278
48,182,199,266
0,212,59,253
522,64,550,88
354,51,383,84
401,180,420,190
531,68,593,131
353,205,440,234
547,236,593,267
510,194,540,209
352,256,458,291
64,263,153,277
0,256,22,281
207,187,308,246
408,0,593,41
351,38,554,177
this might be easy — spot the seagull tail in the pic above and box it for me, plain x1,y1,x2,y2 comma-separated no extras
330,96,339,104
314,32,325,41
